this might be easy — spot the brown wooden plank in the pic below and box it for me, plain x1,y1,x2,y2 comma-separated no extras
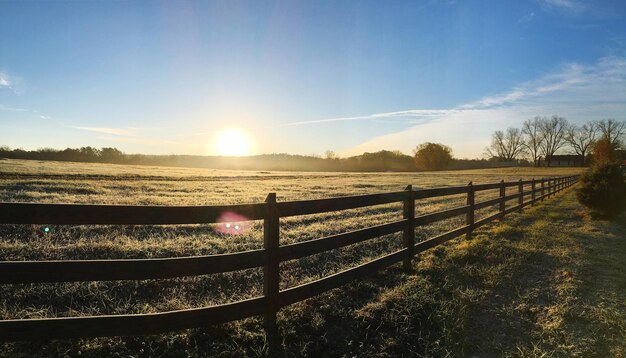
413,186,468,199
278,220,406,262
504,192,521,201
0,202,266,225
278,248,407,307
413,205,469,227
503,204,522,215
0,296,266,341
474,197,501,210
276,191,407,217
473,211,501,228
471,182,501,191
0,249,266,284
413,225,472,253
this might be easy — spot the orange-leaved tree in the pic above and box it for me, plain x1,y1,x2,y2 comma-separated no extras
413,143,453,171
592,138,617,164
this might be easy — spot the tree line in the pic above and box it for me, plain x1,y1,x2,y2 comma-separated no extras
485,117,626,166
0,145,517,173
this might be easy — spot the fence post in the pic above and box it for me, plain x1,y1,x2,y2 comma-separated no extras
531,178,536,204
541,178,545,200
499,179,505,220
263,193,280,330
518,179,523,212
402,185,415,271
466,182,474,240
548,178,552,197
556,177,560,194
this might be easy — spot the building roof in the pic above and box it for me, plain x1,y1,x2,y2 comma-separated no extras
544,155,583,161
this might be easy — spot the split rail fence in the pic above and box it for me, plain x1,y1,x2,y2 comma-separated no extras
0,175,578,341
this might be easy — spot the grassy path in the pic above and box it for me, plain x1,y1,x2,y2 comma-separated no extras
424,186,626,357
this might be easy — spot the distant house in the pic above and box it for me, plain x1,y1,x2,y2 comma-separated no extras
540,155,584,167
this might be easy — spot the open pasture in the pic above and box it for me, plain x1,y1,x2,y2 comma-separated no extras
0,159,583,354
0,159,581,313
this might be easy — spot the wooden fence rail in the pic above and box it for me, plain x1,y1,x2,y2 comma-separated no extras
0,175,579,341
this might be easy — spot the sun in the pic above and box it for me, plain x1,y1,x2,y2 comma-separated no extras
215,129,252,156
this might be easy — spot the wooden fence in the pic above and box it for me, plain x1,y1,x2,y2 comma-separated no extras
0,175,579,341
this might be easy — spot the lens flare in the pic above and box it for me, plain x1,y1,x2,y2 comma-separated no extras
215,211,251,235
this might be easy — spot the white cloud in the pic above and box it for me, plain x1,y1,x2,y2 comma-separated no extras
284,109,464,126
0,73,10,88
539,0,586,13
518,12,536,24
339,56,626,158
71,126,208,153
70,126,136,136
97,135,195,146
0,104,30,112
0,72,20,94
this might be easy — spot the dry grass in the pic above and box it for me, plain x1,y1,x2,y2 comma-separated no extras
3,159,617,357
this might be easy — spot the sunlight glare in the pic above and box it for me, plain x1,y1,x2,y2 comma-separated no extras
215,129,252,156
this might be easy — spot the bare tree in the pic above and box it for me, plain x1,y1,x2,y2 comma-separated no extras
522,116,544,167
565,122,596,165
540,115,568,163
324,150,339,160
486,127,526,161
595,119,625,149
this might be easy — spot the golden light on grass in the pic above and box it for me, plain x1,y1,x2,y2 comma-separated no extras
214,129,252,156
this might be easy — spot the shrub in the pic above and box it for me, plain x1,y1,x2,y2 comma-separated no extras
576,162,626,218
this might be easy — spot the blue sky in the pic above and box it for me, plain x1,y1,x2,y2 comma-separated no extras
1,0,625,158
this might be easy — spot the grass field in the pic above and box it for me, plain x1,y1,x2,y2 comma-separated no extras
3,159,620,357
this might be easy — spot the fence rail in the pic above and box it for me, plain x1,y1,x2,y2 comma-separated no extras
0,175,579,341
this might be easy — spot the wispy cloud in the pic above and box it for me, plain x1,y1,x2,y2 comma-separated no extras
284,109,464,127
70,126,136,136
0,72,21,94
0,103,54,120
518,12,536,24
71,125,209,152
289,56,626,132
462,56,626,109
0,104,31,112
98,135,188,145
0,73,10,88
428,0,457,5
538,0,586,14
339,56,626,158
